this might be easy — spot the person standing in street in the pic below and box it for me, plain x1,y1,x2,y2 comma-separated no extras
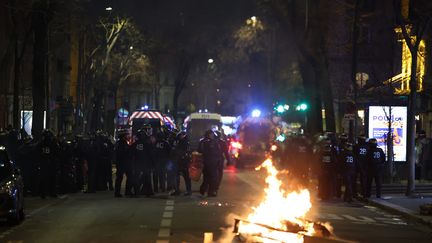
174,131,192,196
36,130,60,198
340,143,356,202
198,130,221,197
154,131,171,193
132,125,155,196
85,133,98,193
365,138,385,198
114,130,131,197
214,130,230,194
318,137,338,200
354,136,369,198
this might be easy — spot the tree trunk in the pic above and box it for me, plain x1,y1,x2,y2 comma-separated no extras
298,59,322,135
13,38,20,129
31,0,48,139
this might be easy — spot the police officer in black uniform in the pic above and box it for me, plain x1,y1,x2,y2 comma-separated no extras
85,133,98,193
365,138,385,198
174,131,192,196
214,130,230,194
36,130,59,198
198,130,221,197
354,136,369,198
114,130,131,197
154,131,171,193
340,143,356,202
318,138,338,200
292,135,312,187
132,125,155,196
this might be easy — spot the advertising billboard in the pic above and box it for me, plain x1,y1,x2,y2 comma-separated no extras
368,106,407,161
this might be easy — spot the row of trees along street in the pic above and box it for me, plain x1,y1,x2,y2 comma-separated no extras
1,0,432,196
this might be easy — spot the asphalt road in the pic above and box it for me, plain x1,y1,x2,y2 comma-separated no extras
0,169,431,243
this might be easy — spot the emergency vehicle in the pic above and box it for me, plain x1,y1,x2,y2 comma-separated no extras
233,116,275,168
128,109,176,135
184,112,222,150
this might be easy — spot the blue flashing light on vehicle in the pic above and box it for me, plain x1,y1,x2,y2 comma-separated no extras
251,109,261,118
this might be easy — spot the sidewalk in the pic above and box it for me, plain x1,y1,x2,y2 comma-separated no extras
367,194,432,227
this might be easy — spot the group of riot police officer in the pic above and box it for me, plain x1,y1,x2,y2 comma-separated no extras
197,130,230,197
1,123,232,199
114,125,194,197
318,133,385,202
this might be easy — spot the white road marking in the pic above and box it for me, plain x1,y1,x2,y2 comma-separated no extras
342,215,376,223
166,200,175,205
163,211,173,218
158,228,171,237
322,213,343,220
164,206,174,211
161,219,172,227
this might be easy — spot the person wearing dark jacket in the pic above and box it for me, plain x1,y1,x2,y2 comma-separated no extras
318,138,338,200
36,130,60,198
340,143,357,202
174,132,192,195
85,133,98,193
354,136,369,198
153,132,171,193
198,130,221,197
214,131,230,193
132,125,155,196
365,138,385,198
114,130,131,197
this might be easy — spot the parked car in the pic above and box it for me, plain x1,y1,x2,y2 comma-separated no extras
0,146,24,224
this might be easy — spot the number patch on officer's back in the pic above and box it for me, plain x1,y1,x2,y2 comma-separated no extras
136,144,144,151
346,156,354,163
42,147,50,154
373,152,381,159
156,142,164,149
359,148,366,155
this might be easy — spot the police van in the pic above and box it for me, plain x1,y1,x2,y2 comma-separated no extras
184,112,222,150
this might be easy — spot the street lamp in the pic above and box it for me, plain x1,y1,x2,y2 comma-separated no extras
208,58,214,64
105,6,113,11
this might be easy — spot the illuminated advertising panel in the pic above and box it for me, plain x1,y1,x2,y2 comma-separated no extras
368,106,407,161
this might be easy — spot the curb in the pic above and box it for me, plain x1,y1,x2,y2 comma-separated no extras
366,198,432,228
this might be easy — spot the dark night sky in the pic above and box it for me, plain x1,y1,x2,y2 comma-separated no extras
109,0,257,39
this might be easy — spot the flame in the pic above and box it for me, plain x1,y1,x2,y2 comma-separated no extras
237,158,315,243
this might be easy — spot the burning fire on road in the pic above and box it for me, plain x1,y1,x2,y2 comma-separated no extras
225,158,333,243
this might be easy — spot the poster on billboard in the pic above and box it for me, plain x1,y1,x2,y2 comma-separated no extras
368,106,407,161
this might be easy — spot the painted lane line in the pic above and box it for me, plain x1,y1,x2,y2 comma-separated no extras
166,200,175,205
163,211,173,218
161,219,172,227
158,228,171,237
342,215,375,223
164,206,174,211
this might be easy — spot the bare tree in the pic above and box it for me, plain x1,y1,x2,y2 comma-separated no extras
394,0,432,195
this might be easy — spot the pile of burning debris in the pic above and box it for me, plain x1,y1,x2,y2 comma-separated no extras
229,158,333,243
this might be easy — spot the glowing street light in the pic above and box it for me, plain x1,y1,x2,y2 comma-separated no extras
105,6,113,11
208,58,214,64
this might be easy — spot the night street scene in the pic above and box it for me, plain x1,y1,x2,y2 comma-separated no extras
1,0,432,242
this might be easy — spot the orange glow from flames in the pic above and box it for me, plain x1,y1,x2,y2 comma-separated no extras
237,158,315,242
